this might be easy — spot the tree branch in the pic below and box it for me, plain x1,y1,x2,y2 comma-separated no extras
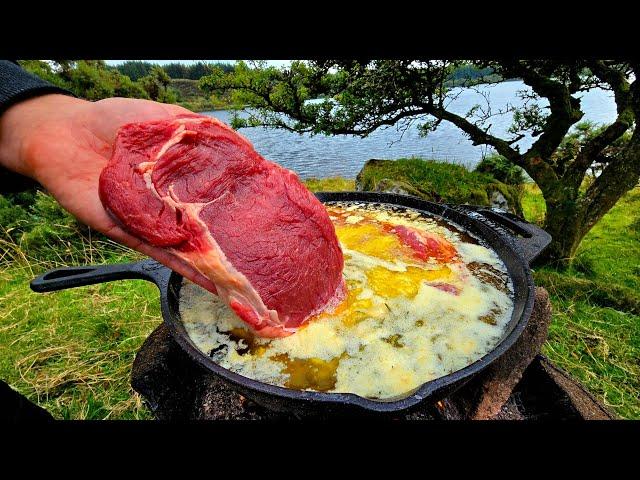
426,107,521,163
500,61,584,172
582,128,640,231
500,60,573,104
564,61,634,188
588,60,632,109
581,73,640,230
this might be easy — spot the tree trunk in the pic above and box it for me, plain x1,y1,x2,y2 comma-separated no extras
539,199,586,267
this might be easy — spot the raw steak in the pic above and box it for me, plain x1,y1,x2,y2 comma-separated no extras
99,114,345,337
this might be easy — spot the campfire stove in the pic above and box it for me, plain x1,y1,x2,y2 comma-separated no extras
130,287,614,420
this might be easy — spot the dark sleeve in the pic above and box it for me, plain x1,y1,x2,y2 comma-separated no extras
0,60,75,193
0,60,73,114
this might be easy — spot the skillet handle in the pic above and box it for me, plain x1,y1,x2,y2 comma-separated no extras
30,258,169,293
469,208,552,264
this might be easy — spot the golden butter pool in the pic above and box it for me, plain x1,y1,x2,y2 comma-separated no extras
179,202,514,400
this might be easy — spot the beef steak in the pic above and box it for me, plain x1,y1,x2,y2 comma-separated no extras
99,115,345,337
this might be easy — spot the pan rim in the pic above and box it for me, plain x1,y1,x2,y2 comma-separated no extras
161,191,536,413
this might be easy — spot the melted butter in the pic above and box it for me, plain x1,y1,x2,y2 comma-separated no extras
326,282,375,326
334,223,402,262
366,265,453,299
272,353,343,391
179,202,515,400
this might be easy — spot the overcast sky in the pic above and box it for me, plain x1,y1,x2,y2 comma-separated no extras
104,60,292,68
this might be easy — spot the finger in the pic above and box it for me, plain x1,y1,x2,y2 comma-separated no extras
88,99,193,145
160,102,197,116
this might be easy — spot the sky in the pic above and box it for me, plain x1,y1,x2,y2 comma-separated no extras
104,60,292,68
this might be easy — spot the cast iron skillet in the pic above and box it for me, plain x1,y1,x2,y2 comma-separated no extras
30,192,551,415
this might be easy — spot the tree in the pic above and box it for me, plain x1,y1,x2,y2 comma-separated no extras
163,62,189,79
200,60,640,266
187,61,211,80
183,62,235,80
115,61,154,81
18,60,70,90
25,60,151,101
111,72,149,99
138,66,172,101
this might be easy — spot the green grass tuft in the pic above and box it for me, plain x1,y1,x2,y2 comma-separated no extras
535,271,639,315
521,183,547,226
356,158,524,216
542,300,639,419
303,177,355,192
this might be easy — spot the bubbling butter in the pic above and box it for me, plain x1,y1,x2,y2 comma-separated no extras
179,202,514,400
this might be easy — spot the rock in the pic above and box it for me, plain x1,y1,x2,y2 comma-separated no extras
355,159,385,191
470,287,553,420
489,189,509,212
131,324,291,420
371,178,437,200
536,358,615,420
373,178,412,196
130,324,201,420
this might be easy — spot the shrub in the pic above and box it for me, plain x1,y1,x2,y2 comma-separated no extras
0,190,107,264
475,154,526,185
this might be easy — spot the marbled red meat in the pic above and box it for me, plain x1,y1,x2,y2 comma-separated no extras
99,115,345,337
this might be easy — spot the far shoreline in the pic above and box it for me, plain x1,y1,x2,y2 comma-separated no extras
186,79,524,114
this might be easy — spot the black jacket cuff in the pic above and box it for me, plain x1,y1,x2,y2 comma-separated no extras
0,61,75,193
0,60,74,115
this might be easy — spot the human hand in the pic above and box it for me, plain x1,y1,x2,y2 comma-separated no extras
0,94,215,288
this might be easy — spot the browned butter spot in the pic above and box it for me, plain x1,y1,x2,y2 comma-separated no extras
383,334,405,348
467,262,510,294
271,353,343,391
479,307,503,326
228,328,266,356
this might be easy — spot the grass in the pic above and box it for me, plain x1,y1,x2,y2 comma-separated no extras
527,187,640,419
304,177,355,192
0,270,157,419
1,178,638,419
0,191,158,419
521,183,546,225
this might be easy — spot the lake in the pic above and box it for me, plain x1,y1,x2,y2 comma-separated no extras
203,80,618,179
